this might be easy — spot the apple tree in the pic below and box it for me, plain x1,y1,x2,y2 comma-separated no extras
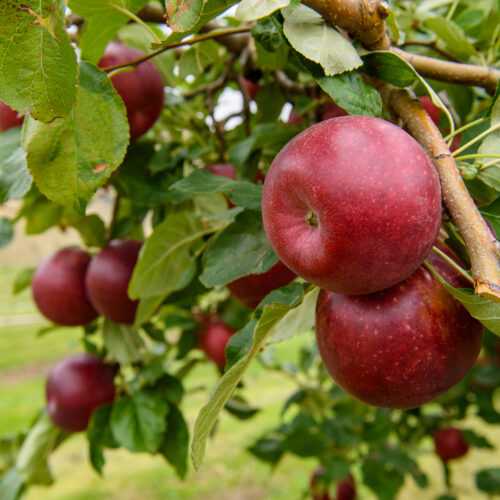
0,0,500,498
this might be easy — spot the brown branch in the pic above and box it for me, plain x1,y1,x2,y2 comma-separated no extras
304,0,500,301
392,48,500,95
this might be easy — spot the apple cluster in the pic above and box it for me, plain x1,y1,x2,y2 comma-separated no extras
262,115,483,409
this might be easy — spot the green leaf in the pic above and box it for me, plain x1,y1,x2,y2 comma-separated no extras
476,468,500,495
480,198,500,236
462,429,494,449
226,319,258,370
236,0,290,22
362,457,405,500
248,437,284,463
324,456,351,482
102,320,145,365
191,302,293,469
22,62,129,215
200,210,277,287
0,0,78,122
165,0,204,32
160,406,189,479
110,390,169,453
0,218,13,248
170,169,263,210
179,40,220,80
256,282,304,311
282,4,362,76
224,396,259,420
87,404,119,475
68,0,149,63
0,148,31,204
0,467,25,500
129,210,230,300
65,214,107,248
12,268,35,295
0,127,21,164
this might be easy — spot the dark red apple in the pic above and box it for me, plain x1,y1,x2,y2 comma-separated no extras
46,353,115,432
198,319,235,368
204,163,236,179
336,475,356,500
241,77,261,101
287,108,304,125
0,100,23,131
310,467,330,500
315,253,483,409
98,42,164,140
227,260,296,309
418,96,441,125
32,248,99,326
85,239,142,325
262,115,442,295
320,101,348,121
433,427,469,461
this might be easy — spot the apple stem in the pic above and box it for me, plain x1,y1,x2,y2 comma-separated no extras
452,122,500,157
443,117,487,141
306,211,319,227
430,246,474,285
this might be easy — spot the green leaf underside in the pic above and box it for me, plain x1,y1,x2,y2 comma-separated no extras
0,0,78,122
235,0,290,22
102,321,145,364
0,148,32,204
22,62,129,214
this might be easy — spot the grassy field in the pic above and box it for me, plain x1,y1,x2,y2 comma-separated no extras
0,265,498,500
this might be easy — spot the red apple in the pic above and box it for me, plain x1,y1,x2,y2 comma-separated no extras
241,77,261,100
85,239,142,325
198,319,235,368
310,467,330,500
337,475,356,500
227,260,296,309
98,42,164,140
433,427,469,461
320,101,348,121
32,248,99,326
287,108,304,125
315,252,483,409
262,115,442,295
204,163,236,179
46,353,115,432
418,96,441,125
0,100,23,131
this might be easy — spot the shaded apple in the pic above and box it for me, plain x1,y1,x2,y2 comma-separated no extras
98,42,164,140
204,163,236,179
287,108,304,125
336,475,356,500
241,77,261,101
262,116,442,295
418,96,441,125
315,253,483,409
46,353,115,432
198,319,235,368
310,467,331,500
32,248,99,326
0,100,23,131
85,239,142,325
433,427,469,461
320,101,348,121
227,260,296,309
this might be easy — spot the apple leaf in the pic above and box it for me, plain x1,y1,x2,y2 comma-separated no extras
191,302,292,469
200,210,278,287
102,320,146,365
179,40,220,80
0,0,78,122
159,406,189,479
129,210,230,299
64,214,107,249
12,268,35,295
476,468,500,495
0,148,32,204
480,198,500,237
235,0,290,22
87,404,119,475
22,62,129,215
0,128,21,164
110,390,169,453
0,468,25,500
282,4,362,76
170,169,262,210
165,0,204,32
0,218,13,248
68,0,150,64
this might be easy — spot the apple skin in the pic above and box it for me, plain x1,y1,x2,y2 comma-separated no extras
262,116,442,295
32,248,99,326
320,101,347,121
227,260,296,309
241,77,261,101
433,427,469,462
205,163,236,179
198,320,235,368
46,353,115,432
98,42,164,140
287,108,304,125
85,239,142,325
418,96,441,125
315,254,483,409
0,100,23,131
336,475,356,500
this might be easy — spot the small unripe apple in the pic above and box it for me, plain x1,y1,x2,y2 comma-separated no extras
315,253,483,409
198,319,235,368
204,163,236,179
0,100,23,131
433,427,469,461
32,248,99,326
85,239,142,325
418,96,441,125
46,353,115,432
227,260,296,309
263,116,442,295
98,42,164,140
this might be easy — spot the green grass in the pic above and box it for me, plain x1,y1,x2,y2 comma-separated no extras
0,266,498,500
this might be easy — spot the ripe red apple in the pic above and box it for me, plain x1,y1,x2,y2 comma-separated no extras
85,239,142,325
98,42,164,140
433,427,469,461
227,260,296,309
336,475,356,500
287,108,304,125
262,115,442,295
204,163,236,179
46,353,115,432
32,248,99,326
418,96,441,125
198,319,235,368
310,468,355,500
320,101,348,121
315,253,483,409
0,100,23,131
